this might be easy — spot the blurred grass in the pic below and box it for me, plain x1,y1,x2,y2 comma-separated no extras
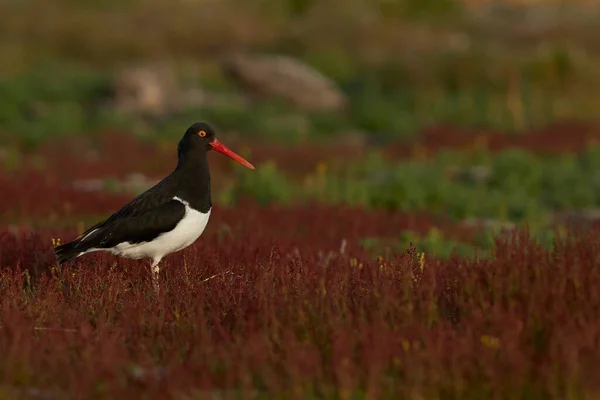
2,49,600,147
1,0,600,146
217,145,600,227
0,0,461,71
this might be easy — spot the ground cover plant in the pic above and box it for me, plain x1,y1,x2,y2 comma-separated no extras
1,214,600,398
4,1,600,398
4,124,600,397
1,124,600,398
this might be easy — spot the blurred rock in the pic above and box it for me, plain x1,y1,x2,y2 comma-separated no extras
446,165,492,184
128,364,168,382
112,63,178,117
221,53,347,112
121,172,158,193
460,218,516,233
112,63,251,118
554,209,600,228
72,178,104,192
330,130,370,148
72,173,157,194
4,386,68,400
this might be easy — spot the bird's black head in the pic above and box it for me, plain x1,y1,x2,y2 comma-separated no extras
177,122,255,169
180,122,217,151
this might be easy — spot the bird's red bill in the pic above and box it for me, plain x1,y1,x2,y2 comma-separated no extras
210,139,255,170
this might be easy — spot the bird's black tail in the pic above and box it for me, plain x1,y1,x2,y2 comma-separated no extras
54,240,82,264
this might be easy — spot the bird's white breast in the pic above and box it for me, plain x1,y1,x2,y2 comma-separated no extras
110,197,211,261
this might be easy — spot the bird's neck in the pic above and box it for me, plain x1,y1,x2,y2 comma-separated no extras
173,153,212,212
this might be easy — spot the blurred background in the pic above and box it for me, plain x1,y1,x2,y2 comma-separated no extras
2,0,600,258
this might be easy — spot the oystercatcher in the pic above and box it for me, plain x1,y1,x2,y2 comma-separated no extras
53,122,254,291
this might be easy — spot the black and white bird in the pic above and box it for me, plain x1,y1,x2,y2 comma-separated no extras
54,122,255,290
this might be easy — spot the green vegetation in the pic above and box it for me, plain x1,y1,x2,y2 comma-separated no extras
361,228,486,259
222,146,600,223
1,59,599,148
200,146,594,258
2,1,600,147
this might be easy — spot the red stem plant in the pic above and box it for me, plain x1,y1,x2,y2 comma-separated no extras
0,219,598,398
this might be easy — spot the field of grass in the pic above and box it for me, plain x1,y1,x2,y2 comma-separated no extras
4,0,600,398
2,122,600,397
3,202,600,398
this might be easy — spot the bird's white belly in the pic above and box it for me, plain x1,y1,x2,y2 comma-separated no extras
110,205,211,261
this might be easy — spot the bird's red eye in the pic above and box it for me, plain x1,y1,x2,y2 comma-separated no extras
198,130,207,137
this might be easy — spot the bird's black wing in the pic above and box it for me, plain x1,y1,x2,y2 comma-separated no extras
69,176,187,249
54,177,188,263
74,199,186,250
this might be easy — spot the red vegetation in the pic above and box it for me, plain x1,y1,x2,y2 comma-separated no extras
28,131,176,180
0,198,477,276
2,123,598,396
0,226,599,397
0,170,133,221
386,121,600,159
17,121,600,180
